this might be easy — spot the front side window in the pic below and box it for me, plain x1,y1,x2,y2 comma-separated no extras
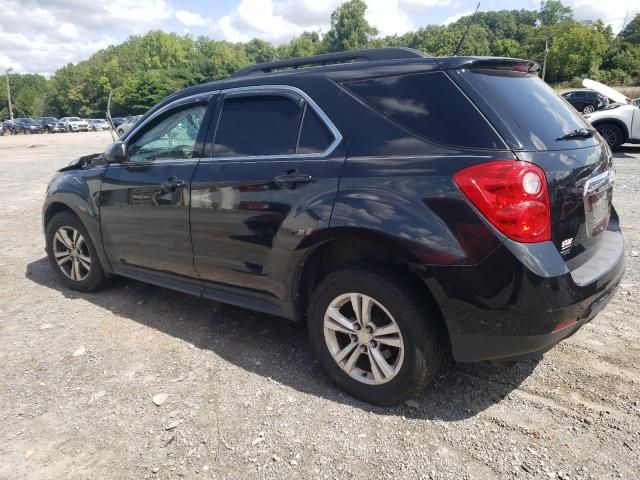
127,103,207,163
214,95,303,157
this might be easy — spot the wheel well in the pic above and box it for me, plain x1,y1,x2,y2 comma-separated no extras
592,119,629,142
294,237,448,334
44,202,74,228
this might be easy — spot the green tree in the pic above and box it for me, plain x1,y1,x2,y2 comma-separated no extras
323,0,378,52
620,13,640,44
539,0,572,26
545,22,610,81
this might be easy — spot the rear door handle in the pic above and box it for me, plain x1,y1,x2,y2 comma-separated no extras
160,178,186,191
274,173,313,186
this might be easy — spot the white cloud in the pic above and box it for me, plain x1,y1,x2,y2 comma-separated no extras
564,0,638,33
0,0,172,74
58,23,79,39
212,0,439,43
176,10,208,27
366,0,414,36
442,10,474,25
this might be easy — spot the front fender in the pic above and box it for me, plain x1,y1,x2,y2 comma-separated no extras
43,167,111,273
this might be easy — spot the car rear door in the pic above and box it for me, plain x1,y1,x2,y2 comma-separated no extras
190,86,345,302
99,94,215,280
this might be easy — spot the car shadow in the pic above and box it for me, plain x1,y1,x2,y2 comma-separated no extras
614,144,640,159
25,256,540,421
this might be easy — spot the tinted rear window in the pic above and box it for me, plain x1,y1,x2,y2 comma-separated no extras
214,95,302,157
464,70,597,151
342,71,503,149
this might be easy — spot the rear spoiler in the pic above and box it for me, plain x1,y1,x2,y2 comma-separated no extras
438,57,540,74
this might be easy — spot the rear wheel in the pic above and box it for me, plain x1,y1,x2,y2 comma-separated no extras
582,104,595,114
595,123,624,150
308,268,443,405
46,211,108,292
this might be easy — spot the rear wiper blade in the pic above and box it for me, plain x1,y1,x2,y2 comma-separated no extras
556,128,595,141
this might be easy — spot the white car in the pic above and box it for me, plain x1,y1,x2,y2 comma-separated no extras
59,117,89,132
582,79,640,150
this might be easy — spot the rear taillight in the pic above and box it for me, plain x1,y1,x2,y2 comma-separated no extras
454,160,551,243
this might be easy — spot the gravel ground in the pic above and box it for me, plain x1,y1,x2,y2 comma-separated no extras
0,131,638,480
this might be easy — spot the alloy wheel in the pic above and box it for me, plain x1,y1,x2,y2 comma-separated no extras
583,105,595,114
53,226,91,282
599,127,617,147
323,293,404,385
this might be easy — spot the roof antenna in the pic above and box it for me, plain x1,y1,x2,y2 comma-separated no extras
453,2,481,56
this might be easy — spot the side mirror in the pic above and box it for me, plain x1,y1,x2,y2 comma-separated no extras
104,141,126,163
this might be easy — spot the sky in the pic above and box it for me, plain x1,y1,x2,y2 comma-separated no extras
0,0,637,75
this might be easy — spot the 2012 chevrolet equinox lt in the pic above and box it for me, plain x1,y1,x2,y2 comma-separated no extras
43,48,625,405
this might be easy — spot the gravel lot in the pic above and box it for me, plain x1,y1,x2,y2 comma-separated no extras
0,131,638,480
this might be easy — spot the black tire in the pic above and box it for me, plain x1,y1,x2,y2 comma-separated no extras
582,104,595,114
45,211,109,292
596,123,624,150
308,267,443,405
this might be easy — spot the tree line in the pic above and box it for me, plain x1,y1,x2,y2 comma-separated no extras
1,0,639,119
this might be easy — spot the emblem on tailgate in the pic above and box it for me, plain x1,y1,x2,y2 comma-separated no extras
561,237,574,255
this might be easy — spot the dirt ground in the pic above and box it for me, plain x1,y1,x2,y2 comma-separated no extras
0,131,638,480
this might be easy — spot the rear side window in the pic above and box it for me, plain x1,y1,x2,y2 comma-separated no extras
342,72,503,149
298,107,333,154
464,70,597,151
214,95,302,157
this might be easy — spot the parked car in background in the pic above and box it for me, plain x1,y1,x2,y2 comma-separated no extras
110,117,126,127
50,121,67,133
116,115,142,136
582,78,640,150
59,117,90,132
17,118,45,134
2,120,16,133
561,89,608,114
35,117,59,133
88,119,111,131
42,48,624,405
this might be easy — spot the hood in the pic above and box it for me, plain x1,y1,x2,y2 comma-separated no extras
582,79,630,105
59,153,102,171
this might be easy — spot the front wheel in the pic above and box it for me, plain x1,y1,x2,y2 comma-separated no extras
46,211,108,292
308,268,443,405
595,123,624,150
582,104,595,114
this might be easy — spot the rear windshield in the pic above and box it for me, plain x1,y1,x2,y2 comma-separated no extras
464,70,598,151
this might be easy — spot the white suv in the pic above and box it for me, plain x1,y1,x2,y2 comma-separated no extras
59,117,89,132
582,79,640,150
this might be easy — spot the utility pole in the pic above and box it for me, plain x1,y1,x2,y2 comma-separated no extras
541,40,549,82
5,67,13,126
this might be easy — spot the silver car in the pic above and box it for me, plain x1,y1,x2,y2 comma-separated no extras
88,119,111,131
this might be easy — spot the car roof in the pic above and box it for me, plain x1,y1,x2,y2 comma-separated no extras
147,48,536,117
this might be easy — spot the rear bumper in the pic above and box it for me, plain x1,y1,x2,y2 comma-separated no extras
421,215,625,362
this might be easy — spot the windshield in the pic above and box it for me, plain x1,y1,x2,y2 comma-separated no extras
92,119,107,123
464,70,598,151
69,117,81,121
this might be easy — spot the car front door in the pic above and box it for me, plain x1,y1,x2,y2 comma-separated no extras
190,86,345,303
99,94,215,281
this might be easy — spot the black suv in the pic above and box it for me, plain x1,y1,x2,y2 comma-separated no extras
43,48,624,405
561,89,607,114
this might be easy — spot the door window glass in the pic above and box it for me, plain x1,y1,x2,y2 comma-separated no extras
214,95,302,157
127,103,207,163
297,107,334,154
